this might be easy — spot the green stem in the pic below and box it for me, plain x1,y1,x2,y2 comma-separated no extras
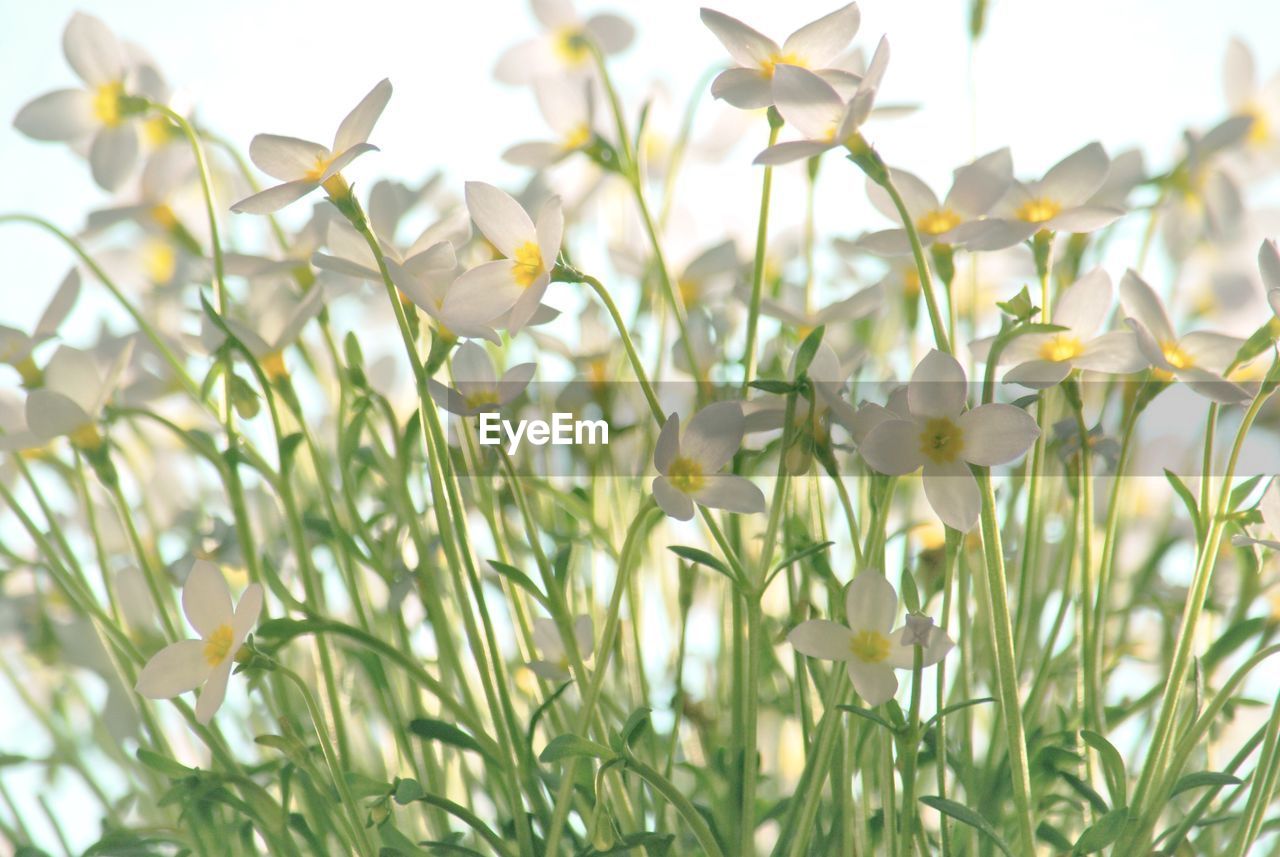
740,117,783,394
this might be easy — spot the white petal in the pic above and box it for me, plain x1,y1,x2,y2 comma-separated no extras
89,124,138,191
1180,331,1244,374
655,412,680,473
532,617,562,660
1052,267,1111,336
710,68,774,109
528,660,570,681
783,3,860,67
923,459,981,532
443,261,524,327
135,640,211,699
958,404,1039,466
230,180,317,215
249,134,329,182
464,182,536,258
195,660,232,724
943,218,1033,252
452,340,498,387
1178,367,1251,404
504,277,550,335
1119,270,1176,345
1047,205,1123,234
320,142,377,181
771,65,844,141
233,583,264,642
1038,142,1109,207
1002,359,1072,389
63,12,126,86
699,8,779,69
908,349,967,419
860,418,924,475
682,401,744,472
945,148,1012,216
847,660,897,706
497,362,537,404
884,624,954,669
1270,290,1280,319
536,196,564,264
693,475,766,515
333,79,392,152
573,615,595,659
1259,240,1280,292
36,269,81,337
753,140,834,165
13,89,96,141
182,560,233,638
845,570,896,634
653,476,695,520
25,390,91,440
1261,482,1280,535
788,620,853,660
584,13,635,53
1072,332,1148,374
503,141,566,168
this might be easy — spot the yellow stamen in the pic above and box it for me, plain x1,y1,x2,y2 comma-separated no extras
849,630,891,663
142,238,176,284
1246,104,1271,145
563,123,591,150
917,209,962,236
465,389,501,410
93,82,124,126
902,266,921,297
1015,198,1061,224
1039,334,1084,363
260,350,288,380
1162,342,1193,370
141,115,175,147
919,417,964,465
512,241,545,288
667,456,706,494
15,356,43,388
69,422,102,451
761,52,802,78
552,27,590,66
150,204,178,230
677,277,699,306
203,624,234,666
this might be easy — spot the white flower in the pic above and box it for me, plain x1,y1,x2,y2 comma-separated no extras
1233,480,1280,551
1224,38,1280,160
0,269,80,385
752,40,888,166
134,559,263,725
13,13,158,190
1158,117,1251,260
230,79,391,215
788,570,953,706
860,350,1039,532
1119,269,1250,403
652,402,766,521
444,182,564,336
503,77,600,168
992,268,1147,389
701,4,862,109
495,0,634,85
19,340,135,452
1260,239,1280,318
527,615,594,681
427,341,536,417
859,149,1014,255
201,283,324,379
945,143,1123,251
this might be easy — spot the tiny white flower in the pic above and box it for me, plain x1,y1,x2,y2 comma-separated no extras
495,0,634,86
0,269,80,386
1224,38,1280,161
527,615,594,681
503,77,600,168
13,12,161,190
993,268,1148,389
1260,238,1280,318
1119,269,1250,403
701,4,862,110
444,182,564,336
652,401,766,521
230,79,392,215
859,350,1039,532
788,570,953,706
201,283,325,380
134,559,264,725
20,340,135,452
945,143,1124,251
859,149,1014,255
901,613,935,648
1158,117,1251,260
427,341,536,417
752,41,888,166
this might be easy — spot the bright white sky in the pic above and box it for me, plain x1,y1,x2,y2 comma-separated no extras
2,0,1279,332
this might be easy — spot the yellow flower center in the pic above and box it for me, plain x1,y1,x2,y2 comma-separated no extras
69,422,102,451
141,115,175,147
260,350,288,380
93,82,124,126
1246,104,1271,145
142,238,176,284
919,417,964,465
203,624,234,666
1015,198,1061,224
304,153,333,182
667,455,706,494
587,358,609,388
552,27,590,65
849,630,891,663
512,241,545,288
465,389,501,410
917,209,963,236
150,204,179,230
677,277,699,305
563,123,591,150
902,266,921,297
15,355,43,388
761,52,802,78
1039,334,1084,363
1162,342,1193,370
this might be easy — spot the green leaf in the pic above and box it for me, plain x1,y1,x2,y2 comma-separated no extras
279,432,305,471
527,681,574,750
617,707,652,751
1170,771,1243,797
1202,617,1266,670
837,705,897,733
900,569,921,613
346,770,392,799
539,734,614,764
794,325,826,378
1229,474,1265,512
923,696,996,731
996,286,1037,322
487,560,551,610
918,796,1013,857
1081,729,1127,809
408,719,493,765
1072,806,1128,853
766,540,835,588
136,747,195,779
1164,469,1205,543
667,546,736,584
1036,821,1073,851
748,379,798,395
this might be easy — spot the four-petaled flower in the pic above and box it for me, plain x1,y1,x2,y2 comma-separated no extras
652,402,766,521
134,559,264,724
427,341,536,418
230,79,392,215
859,350,1039,531
527,615,594,681
788,570,953,706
